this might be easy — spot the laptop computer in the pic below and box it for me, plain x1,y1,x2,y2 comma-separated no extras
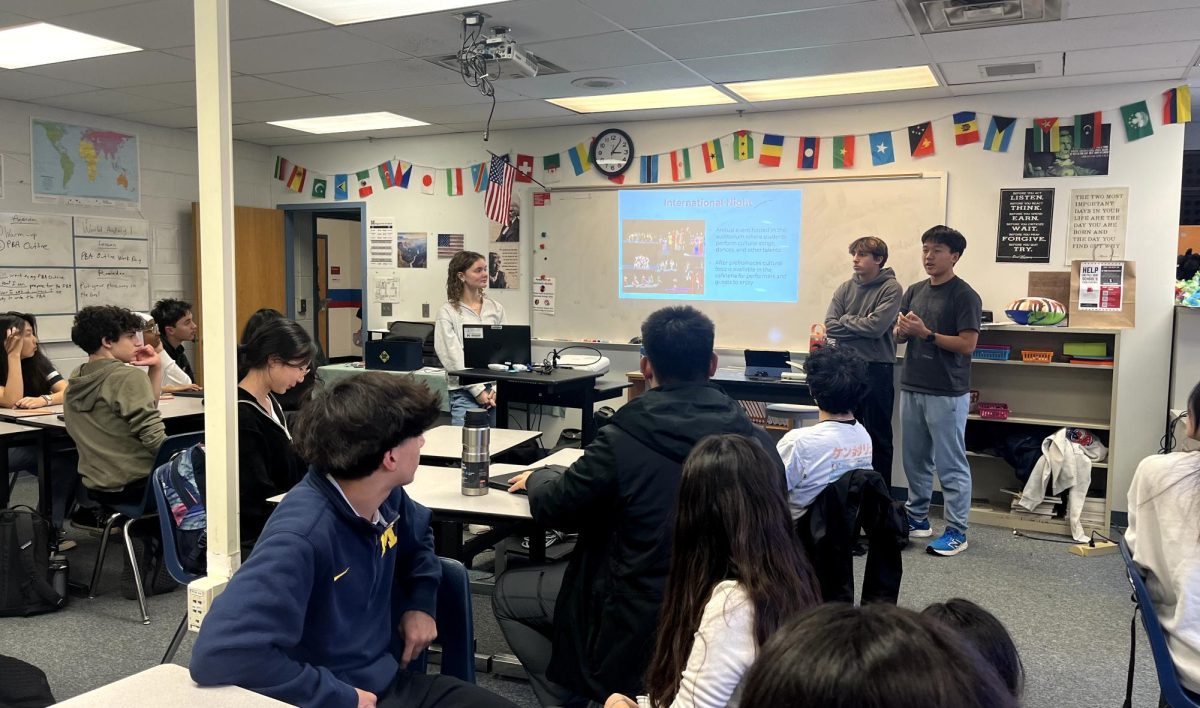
462,324,532,369
365,339,423,372
744,349,790,379
487,464,568,494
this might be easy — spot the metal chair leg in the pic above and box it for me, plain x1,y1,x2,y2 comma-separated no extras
88,512,123,598
122,517,150,624
161,613,189,664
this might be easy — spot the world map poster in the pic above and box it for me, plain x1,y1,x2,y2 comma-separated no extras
31,118,139,207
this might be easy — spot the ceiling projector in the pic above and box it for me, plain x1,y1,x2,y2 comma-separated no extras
483,32,539,79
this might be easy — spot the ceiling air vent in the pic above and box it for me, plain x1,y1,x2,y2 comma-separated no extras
981,61,1039,77
904,0,1061,33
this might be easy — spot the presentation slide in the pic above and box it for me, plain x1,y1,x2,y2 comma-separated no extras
617,189,801,302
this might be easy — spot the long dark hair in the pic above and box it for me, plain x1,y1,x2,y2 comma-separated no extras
0,312,57,398
922,598,1024,698
237,317,315,380
741,603,1018,708
446,250,485,305
644,434,820,707
240,308,284,345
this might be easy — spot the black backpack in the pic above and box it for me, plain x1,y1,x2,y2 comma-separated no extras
0,507,66,617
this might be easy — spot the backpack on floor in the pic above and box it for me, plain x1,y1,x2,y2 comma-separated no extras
155,443,207,575
0,506,66,617
0,654,55,708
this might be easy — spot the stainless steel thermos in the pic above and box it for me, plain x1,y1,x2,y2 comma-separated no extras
461,408,490,496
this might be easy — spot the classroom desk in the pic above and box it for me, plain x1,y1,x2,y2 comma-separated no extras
19,395,207,430
54,664,294,707
420,425,542,460
452,368,604,444
317,363,451,412
0,420,47,514
626,369,814,406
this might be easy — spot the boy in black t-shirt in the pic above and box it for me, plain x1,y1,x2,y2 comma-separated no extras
894,226,982,556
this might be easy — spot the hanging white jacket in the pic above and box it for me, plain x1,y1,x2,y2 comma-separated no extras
1018,428,1093,542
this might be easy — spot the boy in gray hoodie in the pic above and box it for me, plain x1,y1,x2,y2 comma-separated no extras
824,236,902,485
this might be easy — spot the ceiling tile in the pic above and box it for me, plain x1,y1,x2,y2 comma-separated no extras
0,0,145,20
22,51,197,89
580,0,868,30
525,31,669,71
498,61,708,99
37,89,180,115
403,99,575,124
167,29,405,75
1065,41,1200,75
946,68,1187,96
261,59,462,94
1065,0,1200,19
230,0,328,40
232,122,315,141
684,36,931,83
331,84,524,111
0,71,101,100
51,0,193,50
0,13,38,28
938,52,1063,85
120,76,316,106
112,106,201,129
635,1,912,61
231,94,359,122
339,13,463,57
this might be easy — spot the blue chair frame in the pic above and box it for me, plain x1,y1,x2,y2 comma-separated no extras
403,557,476,683
1118,534,1200,708
151,437,205,664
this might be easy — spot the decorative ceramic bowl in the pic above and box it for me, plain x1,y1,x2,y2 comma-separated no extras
1004,297,1067,326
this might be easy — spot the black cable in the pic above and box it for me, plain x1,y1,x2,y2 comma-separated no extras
1012,530,1078,545
1161,410,1187,454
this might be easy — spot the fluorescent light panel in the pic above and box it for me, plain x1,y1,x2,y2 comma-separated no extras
266,0,513,25
725,66,940,102
0,23,141,69
546,86,736,114
268,112,429,134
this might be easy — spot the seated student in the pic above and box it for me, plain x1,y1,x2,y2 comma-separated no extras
133,312,200,392
151,298,198,384
0,312,79,539
63,305,172,596
740,604,1017,708
605,434,820,708
776,345,873,520
236,317,314,552
496,306,784,706
190,373,518,708
435,250,503,426
241,308,321,412
1127,379,1200,698
922,598,1024,699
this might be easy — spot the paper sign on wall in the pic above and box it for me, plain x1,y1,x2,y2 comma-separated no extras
1065,187,1128,265
367,218,396,268
533,275,555,315
1077,261,1124,311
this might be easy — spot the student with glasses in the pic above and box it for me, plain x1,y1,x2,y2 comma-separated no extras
237,317,315,553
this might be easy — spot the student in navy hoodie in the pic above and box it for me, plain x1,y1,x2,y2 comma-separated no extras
190,372,518,708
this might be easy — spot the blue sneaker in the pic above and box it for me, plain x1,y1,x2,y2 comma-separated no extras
927,527,968,556
906,514,932,538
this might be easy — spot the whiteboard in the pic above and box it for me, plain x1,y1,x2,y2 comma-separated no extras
0,212,73,268
77,268,150,311
74,216,148,239
531,175,947,349
0,268,77,313
75,237,149,268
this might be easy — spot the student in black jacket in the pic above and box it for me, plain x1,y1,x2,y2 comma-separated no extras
237,317,313,553
496,306,785,706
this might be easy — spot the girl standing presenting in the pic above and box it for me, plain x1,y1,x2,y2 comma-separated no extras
435,251,504,425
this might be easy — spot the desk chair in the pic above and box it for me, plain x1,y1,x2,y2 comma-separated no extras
404,557,476,683
1118,535,1200,708
151,448,205,664
87,432,203,624
766,403,821,430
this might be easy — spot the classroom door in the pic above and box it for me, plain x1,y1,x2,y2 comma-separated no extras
191,204,287,384
315,234,329,355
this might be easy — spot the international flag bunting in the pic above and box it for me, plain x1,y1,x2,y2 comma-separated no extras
484,154,515,224
396,161,412,189
908,122,934,157
311,177,327,199
670,148,691,181
515,154,533,183
377,160,395,188
542,154,561,184
953,111,980,145
334,174,348,201
702,138,724,173
832,135,855,169
568,142,591,175
733,131,754,160
1164,85,1192,125
471,162,487,192
640,154,659,184
356,170,372,198
417,167,436,195
983,116,1016,152
446,167,463,196
273,156,291,181
286,165,307,192
798,137,819,169
759,134,784,167
1032,118,1060,153
869,131,895,166
1074,112,1103,149
1120,100,1154,141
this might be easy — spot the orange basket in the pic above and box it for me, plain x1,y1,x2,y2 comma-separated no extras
1021,350,1054,363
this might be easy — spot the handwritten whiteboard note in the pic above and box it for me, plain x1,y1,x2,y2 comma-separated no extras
75,237,149,267
74,216,148,239
77,268,149,311
0,268,76,313
0,212,73,267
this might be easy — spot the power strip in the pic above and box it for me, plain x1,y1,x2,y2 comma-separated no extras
1068,540,1117,557
187,576,228,632
781,372,806,381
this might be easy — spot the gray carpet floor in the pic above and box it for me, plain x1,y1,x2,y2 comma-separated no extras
0,474,1161,707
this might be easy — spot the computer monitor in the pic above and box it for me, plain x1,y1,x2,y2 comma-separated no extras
462,324,532,369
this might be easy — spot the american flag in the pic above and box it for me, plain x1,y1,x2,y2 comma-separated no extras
484,154,515,224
